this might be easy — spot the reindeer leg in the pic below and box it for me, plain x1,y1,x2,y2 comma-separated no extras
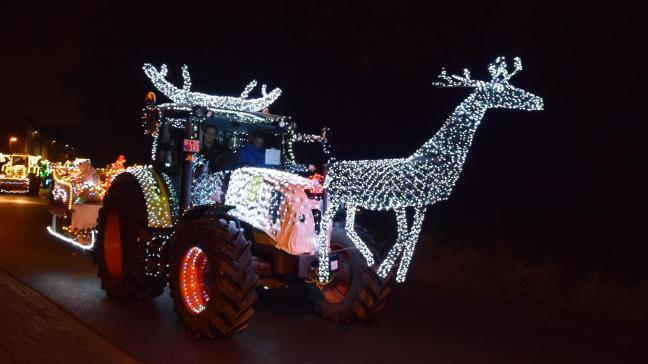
377,207,408,279
395,207,427,283
345,206,375,266
317,205,337,283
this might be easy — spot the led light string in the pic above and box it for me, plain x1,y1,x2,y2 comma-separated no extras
161,172,179,222
144,232,172,278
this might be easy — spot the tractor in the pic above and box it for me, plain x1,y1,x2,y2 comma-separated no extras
92,85,392,337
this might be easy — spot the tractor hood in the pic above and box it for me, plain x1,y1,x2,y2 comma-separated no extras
225,167,322,255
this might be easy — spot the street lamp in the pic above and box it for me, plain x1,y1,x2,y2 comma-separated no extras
9,137,17,153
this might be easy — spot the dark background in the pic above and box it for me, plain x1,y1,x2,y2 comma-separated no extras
0,2,644,276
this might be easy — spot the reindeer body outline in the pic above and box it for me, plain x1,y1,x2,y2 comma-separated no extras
317,57,544,283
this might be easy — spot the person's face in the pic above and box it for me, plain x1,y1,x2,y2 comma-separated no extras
253,136,265,149
204,127,217,143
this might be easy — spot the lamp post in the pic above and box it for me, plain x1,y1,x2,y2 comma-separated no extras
9,137,17,153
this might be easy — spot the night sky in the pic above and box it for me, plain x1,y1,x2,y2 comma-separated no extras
1,3,644,274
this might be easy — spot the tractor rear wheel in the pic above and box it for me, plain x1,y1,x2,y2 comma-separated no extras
95,173,166,300
310,222,393,323
169,214,258,338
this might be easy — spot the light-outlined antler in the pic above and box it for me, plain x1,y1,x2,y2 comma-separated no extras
240,80,257,99
433,67,483,88
488,56,523,81
181,64,192,90
142,63,282,112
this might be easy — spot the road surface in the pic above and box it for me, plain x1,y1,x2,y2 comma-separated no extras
0,195,645,363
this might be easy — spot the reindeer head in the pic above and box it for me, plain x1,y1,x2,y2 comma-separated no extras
433,57,543,111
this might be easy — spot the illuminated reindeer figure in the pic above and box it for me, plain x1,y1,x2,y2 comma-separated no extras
318,57,544,283
142,64,282,112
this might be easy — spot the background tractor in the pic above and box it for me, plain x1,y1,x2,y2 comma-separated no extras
0,153,41,195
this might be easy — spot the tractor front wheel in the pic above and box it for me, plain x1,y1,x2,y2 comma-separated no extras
310,223,393,323
169,214,258,338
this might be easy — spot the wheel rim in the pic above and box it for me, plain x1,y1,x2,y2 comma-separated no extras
321,244,353,304
180,246,210,315
103,209,123,278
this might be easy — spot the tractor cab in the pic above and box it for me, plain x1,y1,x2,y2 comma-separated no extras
143,99,330,214
146,103,321,175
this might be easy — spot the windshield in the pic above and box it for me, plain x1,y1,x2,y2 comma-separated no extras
12,156,27,166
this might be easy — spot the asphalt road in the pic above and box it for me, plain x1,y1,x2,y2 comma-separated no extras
0,195,646,364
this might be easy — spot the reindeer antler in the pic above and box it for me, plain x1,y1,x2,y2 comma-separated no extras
240,80,257,99
433,67,482,88
488,57,523,81
181,64,191,91
143,63,282,112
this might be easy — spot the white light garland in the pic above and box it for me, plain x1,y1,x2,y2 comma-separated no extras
317,57,543,283
143,64,282,112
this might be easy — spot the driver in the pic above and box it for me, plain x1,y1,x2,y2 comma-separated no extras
201,124,235,172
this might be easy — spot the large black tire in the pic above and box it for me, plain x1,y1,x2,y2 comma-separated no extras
169,214,258,338
95,173,166,300
310,222,393,323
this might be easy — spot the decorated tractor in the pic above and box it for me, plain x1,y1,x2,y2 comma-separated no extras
48,57,542,337
0,153,41,195
47,158,121,248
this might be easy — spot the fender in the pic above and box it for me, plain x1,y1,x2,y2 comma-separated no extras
179,204,235,223
175,204,256,241
123,166,173,228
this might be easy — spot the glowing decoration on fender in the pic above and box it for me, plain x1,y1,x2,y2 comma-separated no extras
317,57,544,283
126,166,173,228
142,64,282,112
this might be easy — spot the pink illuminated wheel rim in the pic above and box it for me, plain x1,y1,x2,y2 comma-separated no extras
179,246,211,315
